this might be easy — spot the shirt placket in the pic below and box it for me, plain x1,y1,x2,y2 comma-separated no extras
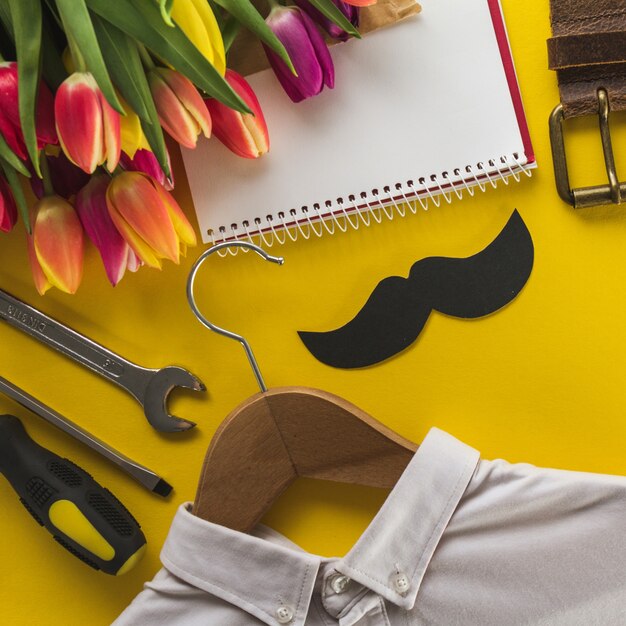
318,567,391,626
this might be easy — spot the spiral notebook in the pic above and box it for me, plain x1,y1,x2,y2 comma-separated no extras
182,0,535,246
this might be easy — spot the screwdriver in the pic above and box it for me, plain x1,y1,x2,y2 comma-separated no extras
0,414,146,575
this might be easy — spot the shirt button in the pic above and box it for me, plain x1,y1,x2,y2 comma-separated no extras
276,605,294,624
329,574,351,594
392,571,410,595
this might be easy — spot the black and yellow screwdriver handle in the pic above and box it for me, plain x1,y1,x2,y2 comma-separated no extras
0,414,146,575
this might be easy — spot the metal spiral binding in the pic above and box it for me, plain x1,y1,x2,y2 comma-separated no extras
208,153,533,256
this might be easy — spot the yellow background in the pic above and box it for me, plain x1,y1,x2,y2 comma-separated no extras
1,1,626,623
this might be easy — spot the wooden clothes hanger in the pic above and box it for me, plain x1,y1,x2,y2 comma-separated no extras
186,242,418,533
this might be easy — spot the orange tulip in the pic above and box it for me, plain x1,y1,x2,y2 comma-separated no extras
29,196,84,294
106,171,196,269
148,68,212,149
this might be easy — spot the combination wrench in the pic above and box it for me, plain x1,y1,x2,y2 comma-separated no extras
0,289,204,432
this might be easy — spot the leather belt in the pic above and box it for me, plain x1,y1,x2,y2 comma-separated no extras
547,0,626,207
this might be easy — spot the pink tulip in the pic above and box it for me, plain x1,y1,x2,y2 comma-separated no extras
120,148,174,191
342,0,376,6
30,195,84,294
76,174,140,286
55,72,121,174
148,68,212,149
0,175,17,233
106,171,196,269
204,70,269,159
0,61,57,161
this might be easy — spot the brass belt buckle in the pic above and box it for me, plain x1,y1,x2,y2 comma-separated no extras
549,89,625,208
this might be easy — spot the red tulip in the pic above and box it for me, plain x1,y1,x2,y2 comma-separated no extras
30,196,84,294
342,0,376,5
0,61,57,161
106,171,196,269
55,72,121,174
204,70,269,159
76,174,139,286
148,68,212,149
0,174,17,233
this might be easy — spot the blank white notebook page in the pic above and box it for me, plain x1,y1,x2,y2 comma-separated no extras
183,0,529,243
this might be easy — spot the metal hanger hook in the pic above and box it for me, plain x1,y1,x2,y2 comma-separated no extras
186,241,284,392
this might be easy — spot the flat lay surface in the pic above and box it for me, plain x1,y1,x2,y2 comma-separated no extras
1,1,626,624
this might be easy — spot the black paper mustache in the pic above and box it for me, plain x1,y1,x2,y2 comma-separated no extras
298,210,534,369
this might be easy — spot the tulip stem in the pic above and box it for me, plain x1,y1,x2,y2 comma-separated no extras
137,44,156,70
266,0,280,8
39,152,54,197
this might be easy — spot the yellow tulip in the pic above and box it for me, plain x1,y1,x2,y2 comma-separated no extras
119,100,150,158
171,0,226,76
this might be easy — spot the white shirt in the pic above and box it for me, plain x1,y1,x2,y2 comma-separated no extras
114,428,626,625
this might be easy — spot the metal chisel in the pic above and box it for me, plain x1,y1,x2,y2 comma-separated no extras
0,376,172,496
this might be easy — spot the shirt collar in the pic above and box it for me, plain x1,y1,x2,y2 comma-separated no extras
160,428,479,625
337,428,480,611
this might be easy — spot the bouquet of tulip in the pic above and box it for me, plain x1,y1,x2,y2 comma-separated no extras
0,0,372,294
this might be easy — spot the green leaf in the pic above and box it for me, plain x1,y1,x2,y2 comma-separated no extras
140,118,170,179
0,157,30,232
86,0,250,113
40,7,67,90
0,132,30,177
212,0,297,73
9,0,43,176
42,0,62,29
306,0,360,38
0,22,15,60
0,0,12,39
91,16,170,176
92,16,151,121
55,0,124,113
221,15,241,54
158,0,174,27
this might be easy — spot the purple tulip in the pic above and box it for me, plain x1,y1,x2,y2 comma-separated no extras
264,6,334,103
75,173,139,286
294,0,359,41
29,152,90,200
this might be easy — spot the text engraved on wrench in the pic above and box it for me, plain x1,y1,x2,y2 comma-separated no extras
6,304,47,333
4,304,125,376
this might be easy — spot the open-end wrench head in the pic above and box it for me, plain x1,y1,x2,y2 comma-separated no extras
143,367,205,432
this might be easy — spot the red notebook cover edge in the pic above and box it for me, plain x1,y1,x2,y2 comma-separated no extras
487,0,536,164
